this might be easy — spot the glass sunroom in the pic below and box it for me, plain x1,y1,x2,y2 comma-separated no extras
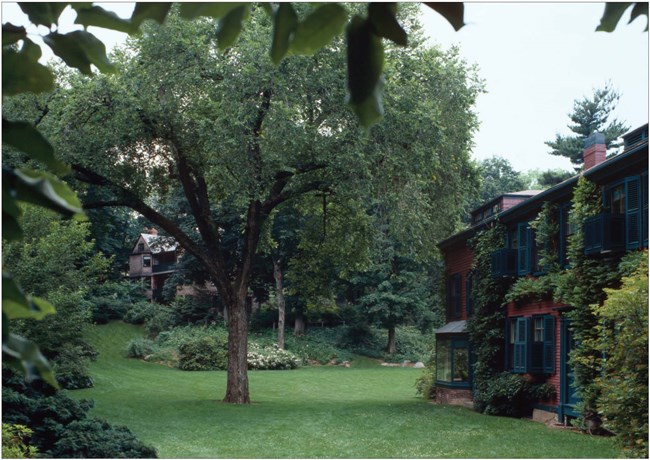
435,321,472,388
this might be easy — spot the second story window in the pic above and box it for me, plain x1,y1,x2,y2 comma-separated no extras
447,274,462,319
143,255,152,267
610,184,625,214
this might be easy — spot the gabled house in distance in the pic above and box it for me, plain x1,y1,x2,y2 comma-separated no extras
435,124,648,422
128,228,179,300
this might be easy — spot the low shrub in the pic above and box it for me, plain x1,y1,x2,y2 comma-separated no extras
476,373,555,418
144,307,179,338
415,366,436,400
124,301,158,325
2,366,156,458
52,346,94,390
49,418,157,458
2,423,38,458
177,336,227,371
125,337,158,359
247,344,302,370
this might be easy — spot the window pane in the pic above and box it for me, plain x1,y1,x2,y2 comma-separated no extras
436,339,451,382
453,347,469,382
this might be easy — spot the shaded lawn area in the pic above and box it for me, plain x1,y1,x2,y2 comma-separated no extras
72,322,620,458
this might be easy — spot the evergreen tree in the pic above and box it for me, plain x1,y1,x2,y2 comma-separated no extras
545,83,629,167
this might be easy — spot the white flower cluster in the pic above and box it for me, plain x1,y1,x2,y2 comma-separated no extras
247,343,302,370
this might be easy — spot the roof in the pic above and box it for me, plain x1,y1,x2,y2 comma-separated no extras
140,233,178,253
435,320,467,334
438,132,649,251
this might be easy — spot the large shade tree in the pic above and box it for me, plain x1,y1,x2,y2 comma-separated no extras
15,6,479,403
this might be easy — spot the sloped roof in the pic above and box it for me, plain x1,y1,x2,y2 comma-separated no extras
435,320,467,335
140,233,178,253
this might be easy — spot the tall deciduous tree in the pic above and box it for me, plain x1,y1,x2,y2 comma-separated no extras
30,6,481,403
545,83,629,167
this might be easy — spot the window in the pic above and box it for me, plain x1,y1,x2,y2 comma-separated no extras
143,255,152,267
436,336,470,387
138,243,145,252
610,184,625,215
507,315,555,374
447,274,462,319
465,272,474,317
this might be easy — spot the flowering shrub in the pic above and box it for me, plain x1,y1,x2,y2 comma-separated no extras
247,344,302,370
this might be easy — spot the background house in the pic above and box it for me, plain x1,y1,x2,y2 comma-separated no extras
128,228,179,301
435,124,648,421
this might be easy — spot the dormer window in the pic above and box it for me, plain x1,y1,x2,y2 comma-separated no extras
138,243,145,252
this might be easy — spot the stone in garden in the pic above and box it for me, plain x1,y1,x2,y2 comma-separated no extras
414,362,425,368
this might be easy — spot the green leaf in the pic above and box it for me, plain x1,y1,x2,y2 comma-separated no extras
596,2,633,32
629,2,648,31
11,168,84,218
131,3,172,28
424,3,465,31
3,274,56,321
2,23,26,46
2,331,59,388
18,3,68,28
345,15,384,127
21,37,42,61
179,2,245,20
3,119,70,175
259,3,273,17
74,5,135,34
368,3,407,46
216,5,249,50
2,48,54,95
2,211,23,241
44,30,115,75
271,3,298,65
290,3,348,55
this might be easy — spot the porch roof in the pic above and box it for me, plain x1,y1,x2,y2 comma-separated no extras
435,320,467,335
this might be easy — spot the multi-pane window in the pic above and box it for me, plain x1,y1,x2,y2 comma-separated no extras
436,336,470,387
610,184,625,214
447,274,462,319
143,255,152,267
508,315,555,374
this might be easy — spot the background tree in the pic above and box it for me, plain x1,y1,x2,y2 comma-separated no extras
2,205,111,388
545,83,629,167
467,156,525,215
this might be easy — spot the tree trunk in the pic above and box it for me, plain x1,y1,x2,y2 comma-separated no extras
272,257,286,350
386,325,396,355
223,292,250,404
294,312,305,336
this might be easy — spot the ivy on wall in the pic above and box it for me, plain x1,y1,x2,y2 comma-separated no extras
467,222,512,412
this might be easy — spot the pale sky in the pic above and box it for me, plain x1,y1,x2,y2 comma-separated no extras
2,2,648,173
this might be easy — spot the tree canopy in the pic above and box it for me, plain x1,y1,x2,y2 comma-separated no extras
545,83,629,167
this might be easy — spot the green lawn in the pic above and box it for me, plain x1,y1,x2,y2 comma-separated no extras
72,322,620,458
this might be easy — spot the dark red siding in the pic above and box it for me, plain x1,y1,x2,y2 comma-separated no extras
443,242,474,321
506,297,563,409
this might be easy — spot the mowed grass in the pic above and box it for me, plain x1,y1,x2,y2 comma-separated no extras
71,322,620,458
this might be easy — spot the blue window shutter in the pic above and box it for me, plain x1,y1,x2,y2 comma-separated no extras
626,176,641,250
543,316,555,374
513,317,528,373
517,223,529,276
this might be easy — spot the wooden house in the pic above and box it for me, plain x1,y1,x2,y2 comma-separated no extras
435,124,648,421
128,228,179,300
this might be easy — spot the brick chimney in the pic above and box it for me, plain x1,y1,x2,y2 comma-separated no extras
148,227,158,236
583,132,606,170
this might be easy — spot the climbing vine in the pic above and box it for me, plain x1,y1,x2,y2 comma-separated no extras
554,175,620,429
467,222,512,412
